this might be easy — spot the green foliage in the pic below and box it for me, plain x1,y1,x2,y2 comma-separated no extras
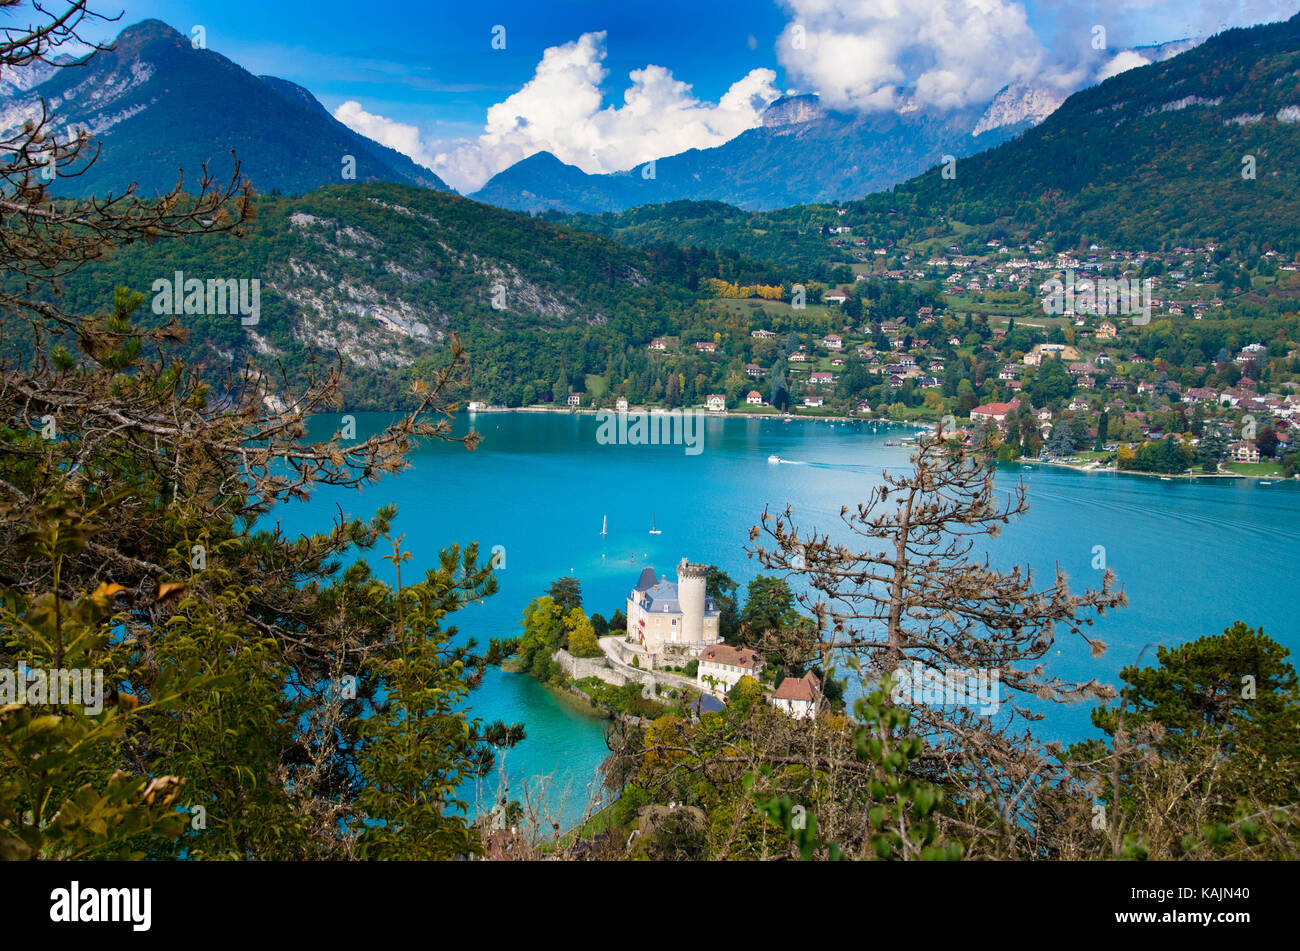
352,538,507,860
853,681,963,861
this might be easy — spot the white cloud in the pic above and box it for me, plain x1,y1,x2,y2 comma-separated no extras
333,100,440,169
775,0,1296,115
776,0,1048,113
335,31,780,193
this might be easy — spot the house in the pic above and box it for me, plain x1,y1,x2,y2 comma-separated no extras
649,338,668,351
789,351,809,363
970,398,1021,424
823,334,843,350
823,290,849,305
771,672,823,720
695,341,717,353
747,390,764,406
567,393,581,407
751,329,778,339
706,394,726,412
1230,441,1260,464
1097,321,1117,339
803,396,825,408
810,371,834,385
697,644,763,696
831,357,845,367
999,366,1018,381
745,363,763,378
615,397,629,413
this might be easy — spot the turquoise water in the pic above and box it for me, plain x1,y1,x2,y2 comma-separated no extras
272,411,1300,821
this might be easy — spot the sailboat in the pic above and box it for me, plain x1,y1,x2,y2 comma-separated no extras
648,514,662,535
600,515,607,537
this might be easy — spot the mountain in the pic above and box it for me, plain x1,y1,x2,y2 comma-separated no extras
11,181,790,409
469,96,1024,214
0,19,450,198
846,13,1300,253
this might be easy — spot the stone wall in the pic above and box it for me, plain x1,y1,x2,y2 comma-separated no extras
551,649,628,687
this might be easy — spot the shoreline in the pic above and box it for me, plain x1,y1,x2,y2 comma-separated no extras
470,407,1292,484
470,403,926,428
1011,456,1292,483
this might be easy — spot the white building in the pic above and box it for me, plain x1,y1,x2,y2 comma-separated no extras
697,644,763,697
771,672,823,719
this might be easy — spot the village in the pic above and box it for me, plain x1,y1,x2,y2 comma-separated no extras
472,234,1300,480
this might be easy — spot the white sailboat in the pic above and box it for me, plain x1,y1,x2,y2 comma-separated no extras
600,515,607,537
649,514,662,535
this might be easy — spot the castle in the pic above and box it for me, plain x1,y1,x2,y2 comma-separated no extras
625,558,720,654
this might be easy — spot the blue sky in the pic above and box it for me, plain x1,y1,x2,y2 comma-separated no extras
77,1,1300,191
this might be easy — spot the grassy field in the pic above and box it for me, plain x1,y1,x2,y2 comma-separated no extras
1224,461,1286,477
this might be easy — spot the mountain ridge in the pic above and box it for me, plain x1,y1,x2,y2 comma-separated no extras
0,19,451,197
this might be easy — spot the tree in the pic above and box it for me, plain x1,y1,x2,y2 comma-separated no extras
749,436,1126,855
0,5,518,857
1198,427,1228,473
706,567,740,643
547,576,583,614
1068,623,1300,858
1257,427,1279,458
565,608,601,657
739,576,798,638
1045,422,1076,457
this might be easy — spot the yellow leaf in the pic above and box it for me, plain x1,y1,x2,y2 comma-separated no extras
155,581,187,603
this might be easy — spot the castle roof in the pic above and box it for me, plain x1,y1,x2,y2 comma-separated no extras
635,567,658,591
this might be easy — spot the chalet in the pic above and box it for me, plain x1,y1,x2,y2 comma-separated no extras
745,363,763,378
810,372,833,385
1097,321,1117,339
823,334,843,350
706,394,726,412
751,329,778,339
789,351,809,363
695,341,717,353
771,672,823,720
747,391,764,406
649,338,668,351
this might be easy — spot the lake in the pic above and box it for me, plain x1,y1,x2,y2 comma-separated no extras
272,410,1300,822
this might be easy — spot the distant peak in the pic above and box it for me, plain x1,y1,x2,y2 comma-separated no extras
760,94,825,129
117,19,185,42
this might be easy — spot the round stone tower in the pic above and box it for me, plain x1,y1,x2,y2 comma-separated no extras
676,558,708,644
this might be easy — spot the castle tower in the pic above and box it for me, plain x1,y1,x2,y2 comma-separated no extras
676,557,708,644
